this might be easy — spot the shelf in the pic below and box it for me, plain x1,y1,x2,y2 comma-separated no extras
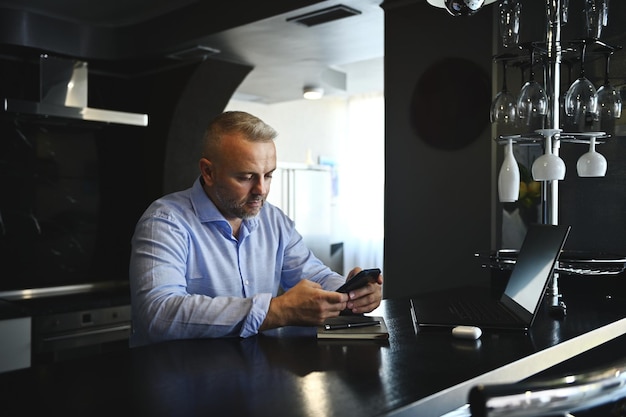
496,131,611,146
493,39,623,65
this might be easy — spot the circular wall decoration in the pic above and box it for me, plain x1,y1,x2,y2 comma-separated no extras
410,57,491,151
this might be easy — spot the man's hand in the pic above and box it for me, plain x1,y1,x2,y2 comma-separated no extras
261,280,349,330
342,267,383,315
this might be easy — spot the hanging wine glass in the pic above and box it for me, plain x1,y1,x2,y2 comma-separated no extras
560,59,573,127
601,0,610,27
490,59,517,126
499,0,521,48
596,50,622,119
498,138,520,202
576,133,607,177
532,129,566,181
517,46,548,125
584,0,604,40
564,40,598,126
561,0,569,25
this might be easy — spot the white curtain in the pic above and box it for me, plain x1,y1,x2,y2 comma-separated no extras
336,92,385,274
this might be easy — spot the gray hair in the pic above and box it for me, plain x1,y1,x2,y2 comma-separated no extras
202,111,277,158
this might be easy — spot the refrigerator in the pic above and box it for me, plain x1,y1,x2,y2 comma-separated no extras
266,162,337,270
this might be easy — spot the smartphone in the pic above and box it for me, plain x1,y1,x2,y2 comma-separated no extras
335,268,381,293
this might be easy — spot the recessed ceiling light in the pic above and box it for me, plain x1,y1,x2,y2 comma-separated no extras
303,86,324,100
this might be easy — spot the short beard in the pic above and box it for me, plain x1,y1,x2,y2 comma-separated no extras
214,189,264,220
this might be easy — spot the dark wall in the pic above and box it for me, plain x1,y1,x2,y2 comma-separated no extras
162,60,252,194
382,0,494,298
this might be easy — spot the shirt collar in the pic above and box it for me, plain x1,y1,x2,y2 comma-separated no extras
190,177,260,232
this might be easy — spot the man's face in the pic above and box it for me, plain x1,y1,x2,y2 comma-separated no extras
201,133,277,221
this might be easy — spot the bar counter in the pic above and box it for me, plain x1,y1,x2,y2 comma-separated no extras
2,283,626,417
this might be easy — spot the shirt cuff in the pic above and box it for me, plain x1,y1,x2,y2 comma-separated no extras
240,292,272,338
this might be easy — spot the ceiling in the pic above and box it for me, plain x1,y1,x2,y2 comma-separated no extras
0,0,385,104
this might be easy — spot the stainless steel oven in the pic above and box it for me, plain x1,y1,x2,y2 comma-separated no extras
1,282,131,365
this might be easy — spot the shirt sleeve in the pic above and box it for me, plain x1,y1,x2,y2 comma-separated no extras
129,208,266,346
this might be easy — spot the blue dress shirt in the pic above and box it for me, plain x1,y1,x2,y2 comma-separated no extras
129,177,344,347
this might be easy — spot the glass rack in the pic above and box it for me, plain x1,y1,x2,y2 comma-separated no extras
492,0,624,317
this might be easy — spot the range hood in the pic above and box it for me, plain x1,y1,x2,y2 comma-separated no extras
3,55,148,126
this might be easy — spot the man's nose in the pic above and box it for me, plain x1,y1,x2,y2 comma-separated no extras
253,177,269,194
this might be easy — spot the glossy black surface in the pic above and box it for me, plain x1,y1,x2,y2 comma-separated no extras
0,119,135,292
1,292,626,417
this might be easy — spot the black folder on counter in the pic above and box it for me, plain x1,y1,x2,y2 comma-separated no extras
410,224,571,331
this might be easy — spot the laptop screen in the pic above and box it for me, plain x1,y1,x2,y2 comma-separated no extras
501,224,570,315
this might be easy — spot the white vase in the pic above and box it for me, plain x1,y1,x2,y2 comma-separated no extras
498,139,520,202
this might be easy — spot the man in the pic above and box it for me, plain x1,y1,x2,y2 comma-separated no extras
129,111,383,347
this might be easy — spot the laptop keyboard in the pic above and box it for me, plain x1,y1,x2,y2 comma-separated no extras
450,299,510,323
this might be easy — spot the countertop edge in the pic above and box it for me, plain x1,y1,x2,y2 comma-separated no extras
387,317,626,417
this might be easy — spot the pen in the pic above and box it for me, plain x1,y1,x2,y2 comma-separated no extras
324,320,381,331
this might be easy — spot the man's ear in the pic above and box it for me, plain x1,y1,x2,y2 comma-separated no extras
199,158,214,185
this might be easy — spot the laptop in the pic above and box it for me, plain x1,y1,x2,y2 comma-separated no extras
410,223,571,331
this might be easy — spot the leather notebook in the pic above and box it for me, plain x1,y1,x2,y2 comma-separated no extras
317,315,389,340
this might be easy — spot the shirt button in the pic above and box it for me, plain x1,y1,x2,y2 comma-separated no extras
244,280,250,286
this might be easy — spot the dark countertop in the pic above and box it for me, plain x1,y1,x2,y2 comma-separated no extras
1,287,626,417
